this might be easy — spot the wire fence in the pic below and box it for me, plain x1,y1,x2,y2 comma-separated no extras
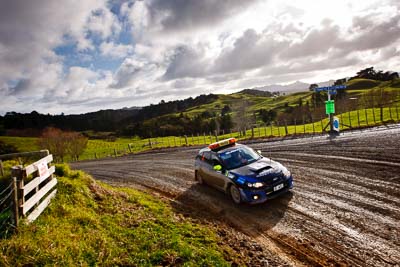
0,180,15,237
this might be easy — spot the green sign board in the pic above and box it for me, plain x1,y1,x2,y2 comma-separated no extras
325,100,335,114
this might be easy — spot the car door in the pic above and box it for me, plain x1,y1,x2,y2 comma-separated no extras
198,151,213,184
203,153,227,190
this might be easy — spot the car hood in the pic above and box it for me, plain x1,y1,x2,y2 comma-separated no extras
230,158,285,182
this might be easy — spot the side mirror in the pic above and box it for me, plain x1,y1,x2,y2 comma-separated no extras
213,164,222,171
257,150,262,155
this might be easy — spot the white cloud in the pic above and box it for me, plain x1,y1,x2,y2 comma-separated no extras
0,0,399,115
100,42,134,58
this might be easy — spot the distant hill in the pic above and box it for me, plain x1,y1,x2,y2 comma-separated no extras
251,81,310,93
1,77,399,138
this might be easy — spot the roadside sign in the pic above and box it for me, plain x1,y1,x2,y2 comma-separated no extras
37,161,49,179
333,116,339,132
315,85,346,92
325,100,335,114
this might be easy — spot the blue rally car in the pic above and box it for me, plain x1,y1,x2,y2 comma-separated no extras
194,138,293,204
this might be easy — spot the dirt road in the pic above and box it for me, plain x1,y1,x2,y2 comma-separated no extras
72,125,400,266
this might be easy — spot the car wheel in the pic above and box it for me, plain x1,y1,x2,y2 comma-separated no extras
195,171,204,184
229,184,241,204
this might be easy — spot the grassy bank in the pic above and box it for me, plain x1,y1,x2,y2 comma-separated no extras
0,165,235,266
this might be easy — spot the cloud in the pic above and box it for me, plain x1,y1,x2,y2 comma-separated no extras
146,0,259,32
1,0,400,115
162,45,208,80
100,42,134,58
0,0,116,92
212,29,285,74
111,58,160,89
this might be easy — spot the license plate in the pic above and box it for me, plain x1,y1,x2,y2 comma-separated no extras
274,183,284,191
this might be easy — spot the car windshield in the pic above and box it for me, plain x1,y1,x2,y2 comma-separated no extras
218,146,260,170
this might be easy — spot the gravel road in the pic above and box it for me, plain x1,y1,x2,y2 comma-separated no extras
72,125,400,266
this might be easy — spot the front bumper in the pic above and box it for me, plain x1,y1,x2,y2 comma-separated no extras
239,177,293,204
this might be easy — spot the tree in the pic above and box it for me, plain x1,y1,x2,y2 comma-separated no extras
221,105,231,116
38,127,88,162
219,114,234,131
68,132,88,161
309,84,318,91
259,109,277,124
233,100,254,135
38,127,69,162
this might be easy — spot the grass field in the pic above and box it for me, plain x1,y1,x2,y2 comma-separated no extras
0,164,236,266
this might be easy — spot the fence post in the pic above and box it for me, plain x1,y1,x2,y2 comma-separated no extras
128,144,132,153
372,107,376,124
179,136,182,146
389,106,393,121
11,166,24,222
320,118,324,133
184,135,188,146
303,116,306,134
149,138,153,149
277,121,281,136
396,105,399,121
94,152,97,159
269,123,273,136
0,160,3,177
12,177,19,228
312,118,315,135
294,119,297,135
114,148,117,157
284,120,288,135
251,128,254,139
203,133,206,144
348,111,352,129
365,109,368,126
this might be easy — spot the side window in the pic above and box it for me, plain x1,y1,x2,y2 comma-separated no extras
211,153,221,166
203,151,212,164
196,152,203,160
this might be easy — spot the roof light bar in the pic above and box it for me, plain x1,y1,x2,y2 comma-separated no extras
208,138,236,150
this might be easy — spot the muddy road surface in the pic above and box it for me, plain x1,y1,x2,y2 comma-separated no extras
72,126,400,266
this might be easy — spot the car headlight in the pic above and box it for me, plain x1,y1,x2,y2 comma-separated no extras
247,182,264,188
282,168,291,178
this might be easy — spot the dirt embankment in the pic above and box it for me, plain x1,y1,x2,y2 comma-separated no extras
72,126,400,266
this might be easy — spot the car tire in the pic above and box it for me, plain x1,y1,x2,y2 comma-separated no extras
195,171,204,184
229,184,242,204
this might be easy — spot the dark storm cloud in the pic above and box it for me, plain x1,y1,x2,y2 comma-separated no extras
281,22,341,59
338,14,400,52
147,0,259,32
213,29,286,74
162,45,207,80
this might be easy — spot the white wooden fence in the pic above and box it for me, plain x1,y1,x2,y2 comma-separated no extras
9,150,57,225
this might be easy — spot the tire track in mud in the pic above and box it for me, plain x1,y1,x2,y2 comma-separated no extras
72,126,400,266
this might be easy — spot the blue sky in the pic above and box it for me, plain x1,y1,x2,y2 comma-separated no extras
0,0,399,115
